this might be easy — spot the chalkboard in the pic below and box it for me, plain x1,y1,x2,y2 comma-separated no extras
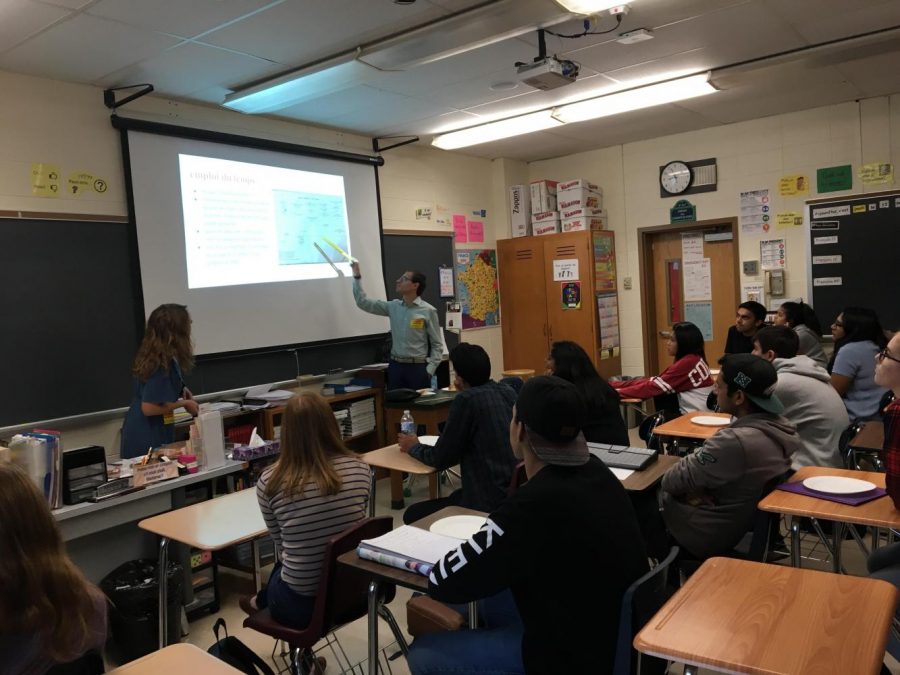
0,217,143,427
807,190,900,331
383,232,459,356
0,218,459,428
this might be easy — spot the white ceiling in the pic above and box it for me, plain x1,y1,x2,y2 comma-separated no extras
2,0,900,161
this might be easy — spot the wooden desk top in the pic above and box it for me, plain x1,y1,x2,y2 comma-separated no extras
265,386,382,412
850,421,885,452
652,412,732,440
384,390,457,410
138,488,266,550
621,455,679,491
337,506,485,592
758,466,900,528
360,444,437,476
634,557,897,675
106,643,243,674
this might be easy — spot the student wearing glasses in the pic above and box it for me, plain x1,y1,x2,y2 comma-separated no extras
828,306,889,422
351,261,443,390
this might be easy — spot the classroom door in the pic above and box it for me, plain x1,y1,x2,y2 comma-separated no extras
640,221,739,375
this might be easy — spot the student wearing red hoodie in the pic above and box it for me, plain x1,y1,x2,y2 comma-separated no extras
611,321,714,414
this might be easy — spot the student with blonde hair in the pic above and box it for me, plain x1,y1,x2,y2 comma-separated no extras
250,392,371,628
120,303,198,458
0,464,107,673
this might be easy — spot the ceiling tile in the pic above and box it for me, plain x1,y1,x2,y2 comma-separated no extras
0,0,71,53
97,42,284,98
86,0,281,39
201,0,458,65
0,12,181,82
764,0,900,43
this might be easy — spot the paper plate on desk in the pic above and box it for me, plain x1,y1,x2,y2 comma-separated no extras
418,435,440,446
430,515,487,540
691,416,731,427
802,476,877,495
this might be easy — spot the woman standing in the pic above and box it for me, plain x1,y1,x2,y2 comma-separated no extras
546,340,629,446
610,322,713,415
251,392,371,628
120,304,199,459
828,306,888,422
774,301,827,368
0,464,107,673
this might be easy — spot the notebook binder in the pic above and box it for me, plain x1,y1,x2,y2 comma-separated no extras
587,443,658,471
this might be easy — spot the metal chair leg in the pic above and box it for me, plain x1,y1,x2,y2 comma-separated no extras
377,604,409,656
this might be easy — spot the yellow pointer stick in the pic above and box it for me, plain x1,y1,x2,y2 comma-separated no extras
321,236,358,264
313,242,345,277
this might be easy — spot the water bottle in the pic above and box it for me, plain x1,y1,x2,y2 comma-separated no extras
400,409,415,436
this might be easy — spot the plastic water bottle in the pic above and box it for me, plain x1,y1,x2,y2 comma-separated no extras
400,409,415,436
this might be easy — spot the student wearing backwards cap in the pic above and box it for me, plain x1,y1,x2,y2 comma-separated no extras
661,354,799,560
408,376,648,675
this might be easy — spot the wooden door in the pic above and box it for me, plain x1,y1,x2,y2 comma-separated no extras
641,222,739,375
542,231,597,358
497,238,549,373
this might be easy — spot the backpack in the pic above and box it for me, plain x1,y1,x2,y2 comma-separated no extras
208,618,276,675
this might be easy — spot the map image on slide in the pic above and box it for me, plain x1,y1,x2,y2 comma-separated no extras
274,189,350,265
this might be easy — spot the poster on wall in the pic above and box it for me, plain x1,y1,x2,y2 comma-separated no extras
740,189,770,234
455,250,500,329
681,231,704,262
561,282,581,309
592,230,617,292
760,238,786,270
684,302,714,341
683,258,712,301
597,293,620,357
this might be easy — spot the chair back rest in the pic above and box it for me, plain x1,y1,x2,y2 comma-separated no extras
638,411,666,451
839,422,864,469
612,546,679,675
507,461,528,496
304,516,395,639
743,471,791,561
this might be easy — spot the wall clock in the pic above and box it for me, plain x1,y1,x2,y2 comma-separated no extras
660,160,693,195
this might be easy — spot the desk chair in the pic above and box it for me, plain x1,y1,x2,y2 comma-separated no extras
637,412,666,452
243,517,408,675
612,546,679,675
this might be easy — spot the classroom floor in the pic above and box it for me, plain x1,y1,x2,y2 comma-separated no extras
104,427,900,674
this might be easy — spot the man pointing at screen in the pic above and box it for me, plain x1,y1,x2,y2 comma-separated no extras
351,261,443,390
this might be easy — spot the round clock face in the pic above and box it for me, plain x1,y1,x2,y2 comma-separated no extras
660,161,692,195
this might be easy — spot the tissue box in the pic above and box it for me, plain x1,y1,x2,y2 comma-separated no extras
508,184,531,237
530,179,558,214
562,214,607,232
557,187,602,211
533,219,561,236
232,440,281,461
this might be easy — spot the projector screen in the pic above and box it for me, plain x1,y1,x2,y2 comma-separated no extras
126,131,389,355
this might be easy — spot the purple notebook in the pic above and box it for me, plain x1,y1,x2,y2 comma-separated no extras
776,479,886,506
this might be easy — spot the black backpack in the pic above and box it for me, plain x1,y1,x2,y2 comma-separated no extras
208,618,275,675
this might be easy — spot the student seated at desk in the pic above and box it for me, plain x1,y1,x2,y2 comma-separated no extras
610,321,713,415
248,392,370,628
0,464,107,674
724,300,767,355
752,326,848,469
120,303,199,459
828,306,889,423
545,340,629,446
660,354,798,560
399,343,517,524
773,300,827,369
409,376,648,675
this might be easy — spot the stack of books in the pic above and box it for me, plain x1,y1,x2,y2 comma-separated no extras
334,397,376,439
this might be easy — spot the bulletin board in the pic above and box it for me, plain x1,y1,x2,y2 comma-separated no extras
807,190,900,330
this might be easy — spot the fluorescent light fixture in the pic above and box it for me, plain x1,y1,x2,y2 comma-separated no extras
552,73,715,123
432,111,562,150
554,0,627,13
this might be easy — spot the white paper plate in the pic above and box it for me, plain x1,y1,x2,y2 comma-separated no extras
429,515,487,540
418,435,440,446
802,476,877,495
417,389,436,396
691,415,731,427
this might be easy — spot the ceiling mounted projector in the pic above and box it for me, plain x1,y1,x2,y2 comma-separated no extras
516,56,579,90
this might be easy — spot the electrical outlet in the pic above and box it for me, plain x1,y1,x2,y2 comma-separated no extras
623,276,633,290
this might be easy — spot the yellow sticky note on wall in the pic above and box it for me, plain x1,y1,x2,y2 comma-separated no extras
775,212,803,229
31,162,60,197
859,162,893,185
778,175,809,196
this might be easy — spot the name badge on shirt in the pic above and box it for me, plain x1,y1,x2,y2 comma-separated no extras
410,318,425,329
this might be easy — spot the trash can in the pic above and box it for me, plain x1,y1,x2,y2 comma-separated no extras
100,559,183,662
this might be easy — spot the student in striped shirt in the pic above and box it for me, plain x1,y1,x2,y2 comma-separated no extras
249,392,371,628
